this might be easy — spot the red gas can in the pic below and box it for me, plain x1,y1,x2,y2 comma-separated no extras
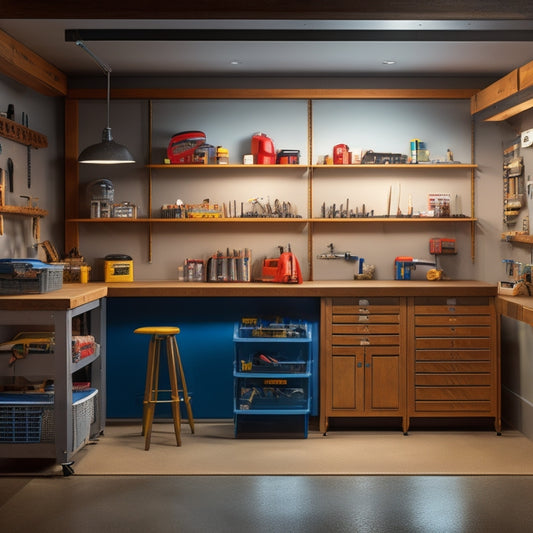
252,133,276,164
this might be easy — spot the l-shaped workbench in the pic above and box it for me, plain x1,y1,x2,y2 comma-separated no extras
3,279,517,462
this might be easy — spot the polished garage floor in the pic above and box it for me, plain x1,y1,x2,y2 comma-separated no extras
1,475,533,532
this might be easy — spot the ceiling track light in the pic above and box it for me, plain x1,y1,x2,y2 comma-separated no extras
75,40,135,164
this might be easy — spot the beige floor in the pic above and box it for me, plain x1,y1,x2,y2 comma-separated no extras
19,420,533,477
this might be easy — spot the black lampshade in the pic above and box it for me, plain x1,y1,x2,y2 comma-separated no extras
79,127,135,164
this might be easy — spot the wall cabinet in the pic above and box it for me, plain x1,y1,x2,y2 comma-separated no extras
66,92,478,280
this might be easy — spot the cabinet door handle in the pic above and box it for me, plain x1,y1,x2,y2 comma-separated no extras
365,363,371,368
357,362,363,368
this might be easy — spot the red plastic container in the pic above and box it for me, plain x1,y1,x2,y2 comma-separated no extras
252,133,276,164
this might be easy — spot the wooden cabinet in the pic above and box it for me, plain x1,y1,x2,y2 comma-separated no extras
321,290,500,435
407,296,501,433
320,297,407,434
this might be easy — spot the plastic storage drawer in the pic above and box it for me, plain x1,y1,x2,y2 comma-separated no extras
0,389,97,451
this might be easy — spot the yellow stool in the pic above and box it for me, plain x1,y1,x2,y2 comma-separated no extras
134,326,194,450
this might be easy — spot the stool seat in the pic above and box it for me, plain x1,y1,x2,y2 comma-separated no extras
134,326,194,450
134,326,181,336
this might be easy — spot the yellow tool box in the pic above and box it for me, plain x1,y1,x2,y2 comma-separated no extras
104,254,133,282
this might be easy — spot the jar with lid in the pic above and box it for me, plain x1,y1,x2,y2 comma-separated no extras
87,179,114,218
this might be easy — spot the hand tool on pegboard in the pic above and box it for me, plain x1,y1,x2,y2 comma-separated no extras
7,158,13,193
24,113,31,188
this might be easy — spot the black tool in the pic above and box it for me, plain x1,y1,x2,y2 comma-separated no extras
7,158,13,193
25,114,31,188
6,104,14,121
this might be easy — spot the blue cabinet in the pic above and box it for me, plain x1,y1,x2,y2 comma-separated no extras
233,319,312,438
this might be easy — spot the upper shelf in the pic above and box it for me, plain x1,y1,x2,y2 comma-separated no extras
147,163,477,170
147,164,308,169
0,116,48,149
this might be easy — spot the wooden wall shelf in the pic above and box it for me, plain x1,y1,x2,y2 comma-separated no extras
501,234,533,245
68,216,475,224
0,116,48,148
0,205,47,217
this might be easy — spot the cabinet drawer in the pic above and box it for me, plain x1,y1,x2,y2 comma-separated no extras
333,324,400,335
333,334,400,346
414,296,492,307
415,338,491,350
414,305,491,316
416,361,492,372
415,401,493,412
334,314,400,324
332,297,400,308
416,349,491,361
415,325,491,337
235,377,309,411
332,345,365,356
415,386,492,401
415,373,492,386
415,315,492,326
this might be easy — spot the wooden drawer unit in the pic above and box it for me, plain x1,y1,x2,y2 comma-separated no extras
409,296,501,433
321,297,407,434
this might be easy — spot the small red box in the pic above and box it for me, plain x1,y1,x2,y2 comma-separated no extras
430,238,456,254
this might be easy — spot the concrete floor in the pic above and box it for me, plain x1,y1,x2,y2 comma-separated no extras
1,475,533,532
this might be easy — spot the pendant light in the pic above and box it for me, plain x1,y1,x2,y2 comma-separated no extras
76,40,135,164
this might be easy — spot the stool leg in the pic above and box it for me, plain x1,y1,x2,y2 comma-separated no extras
142,335,156,437
166,336,182,446
171,336,195,434
144,336,161,451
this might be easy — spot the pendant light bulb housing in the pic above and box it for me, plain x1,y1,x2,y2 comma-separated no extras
78,127,135,164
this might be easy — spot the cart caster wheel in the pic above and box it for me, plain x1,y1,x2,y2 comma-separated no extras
61,461,75,476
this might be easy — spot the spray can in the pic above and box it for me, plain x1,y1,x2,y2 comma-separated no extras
410,139,420,164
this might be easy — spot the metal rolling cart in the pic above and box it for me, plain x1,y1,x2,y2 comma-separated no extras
0,285,106,470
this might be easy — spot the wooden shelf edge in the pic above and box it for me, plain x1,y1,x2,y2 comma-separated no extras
310,217,476,223
147,164,308,169
312,163,478,169
68,217,476,224
68,217,307,223
0,205,47,217
501,234,533,244
0,116,48,148
147,163,476,170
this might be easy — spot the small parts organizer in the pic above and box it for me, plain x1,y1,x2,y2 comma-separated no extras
233,318,312,438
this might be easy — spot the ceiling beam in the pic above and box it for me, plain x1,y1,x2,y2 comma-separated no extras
3,0,533,19
65,27,533,42
0,29,67,96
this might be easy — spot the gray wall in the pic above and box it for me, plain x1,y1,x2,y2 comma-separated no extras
0,73,64,259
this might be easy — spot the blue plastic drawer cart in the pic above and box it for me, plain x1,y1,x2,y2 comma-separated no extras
0,389,97,451
233,319,312,438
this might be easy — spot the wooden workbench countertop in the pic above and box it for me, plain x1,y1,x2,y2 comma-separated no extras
0,284,107,310
0,280,497,310
497,294,533,327
104,279,497,298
